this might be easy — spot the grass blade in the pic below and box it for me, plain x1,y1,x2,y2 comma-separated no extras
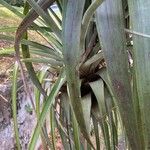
0,47,14,55
50,106,56,150
0,27,18,32
27,0,61,39
29,69,66,150
34,67,49,115
49,7,62,25
0,34,62,58
12,62,21,150
22,58,63,67
92,114,100,150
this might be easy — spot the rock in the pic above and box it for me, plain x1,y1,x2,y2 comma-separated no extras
0,83,11,128
0,81,38,149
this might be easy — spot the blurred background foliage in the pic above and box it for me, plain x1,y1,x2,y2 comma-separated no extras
4,0,24,7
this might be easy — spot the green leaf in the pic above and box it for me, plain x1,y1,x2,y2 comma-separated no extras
56,120,71,150
105,87,118,149
95,0,142,149
80,52,103,72
49,7,62,26
60,92,74,149
128,0,150,148
0,34,62,58
90,79,111,150
22,40,61,58
0,0,24,18
81,94,92,134
21,2,47,102
71,94,92,150
29,49,61,61
22,58,63,67
50,107,56,150
96,68,115,100
63,1,94,148
24,40,62,58
12,62,21,150
56,102,73,150
34,67,49,115
56,0,62,13
72,111,81,150
27,0,61,39
29,69,66,150
0,47,14,55
92,115,100,150
0,27,18,32
80,0,104,51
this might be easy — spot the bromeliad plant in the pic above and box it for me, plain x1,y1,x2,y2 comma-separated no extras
0,0,150,149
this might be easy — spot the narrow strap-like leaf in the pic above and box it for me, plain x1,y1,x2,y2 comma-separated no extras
90,79,111,150
12,62,21,150
72,112,81,150
105,87,118,149
27,0,61,39
22,58,63,67
50,107,56,150
80,0,104,51
92,114,100,150
29,69,66,149
14,0,55,98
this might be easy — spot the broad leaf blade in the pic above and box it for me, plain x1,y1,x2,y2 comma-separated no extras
72,112,81,150
81,94,92,134
128,0,150,148
95,0,142,149
63,0,94,148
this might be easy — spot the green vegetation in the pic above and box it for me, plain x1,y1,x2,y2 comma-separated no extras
4,0,24,7
0,5,20,27
0,0,150,149
0,5,48,48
